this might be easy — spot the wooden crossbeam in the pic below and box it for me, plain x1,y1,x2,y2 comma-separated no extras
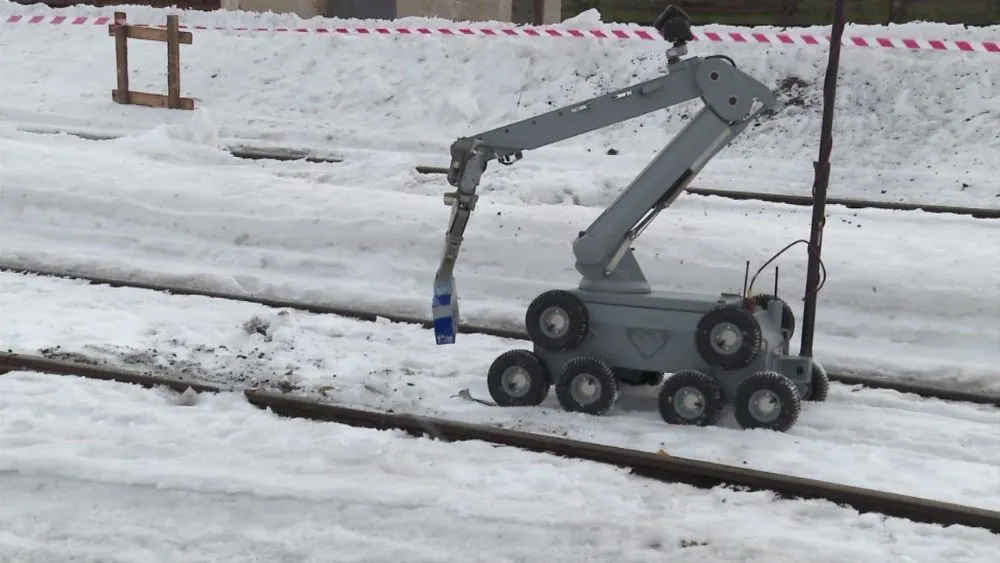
109,11,195,110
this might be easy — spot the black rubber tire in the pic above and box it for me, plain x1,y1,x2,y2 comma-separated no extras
555,357,619,415
658,369,725,426
801,361,830,402
486,349,551,407
524,290,589,352
694,304,762,370
732,371,801,432
752,293,795,338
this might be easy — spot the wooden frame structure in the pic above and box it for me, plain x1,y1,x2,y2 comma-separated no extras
109,11,195,110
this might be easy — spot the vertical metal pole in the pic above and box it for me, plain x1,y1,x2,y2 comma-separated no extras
166,15,181,110
799,0,845,357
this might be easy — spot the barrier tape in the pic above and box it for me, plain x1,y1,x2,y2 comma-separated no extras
3,14,998,53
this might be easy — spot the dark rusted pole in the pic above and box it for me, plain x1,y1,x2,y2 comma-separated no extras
799,0,845,357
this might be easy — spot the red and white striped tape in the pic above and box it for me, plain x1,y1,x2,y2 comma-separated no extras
4,14,998,53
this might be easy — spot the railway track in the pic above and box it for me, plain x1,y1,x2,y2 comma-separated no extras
0,350,997,534
414,166,1000,219
4,265,998,407
12,126,999,218
13,125,345,164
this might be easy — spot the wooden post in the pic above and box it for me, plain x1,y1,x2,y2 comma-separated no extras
533,0,545,25
109,12,195,110
166,14,181,109
113,11,129,104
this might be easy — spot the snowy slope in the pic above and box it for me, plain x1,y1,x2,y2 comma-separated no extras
3,272,999,511
1,2,999,206
2,129,997,389
3,371,997,562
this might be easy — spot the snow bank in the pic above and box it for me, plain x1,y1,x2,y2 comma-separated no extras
1,2,998,204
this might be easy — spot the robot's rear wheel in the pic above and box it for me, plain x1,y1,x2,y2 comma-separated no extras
694,304,762,370
732,371,801,432
555,356,619,416
487,349,551,407
658,369,725,426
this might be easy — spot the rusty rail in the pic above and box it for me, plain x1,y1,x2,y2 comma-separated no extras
4,266,998,406
1,351,997,534
415,165,1000,219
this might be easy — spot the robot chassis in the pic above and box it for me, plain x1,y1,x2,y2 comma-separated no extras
432,6,830,433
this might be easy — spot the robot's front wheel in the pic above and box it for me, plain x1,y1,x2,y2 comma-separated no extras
555,356,619,416
732,371,801,432
486,349,551,407
657,369,725,427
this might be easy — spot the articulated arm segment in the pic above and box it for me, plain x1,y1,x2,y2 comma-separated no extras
432,138,490,343
437,138,489,278
572,58,780,292
470,66,703,159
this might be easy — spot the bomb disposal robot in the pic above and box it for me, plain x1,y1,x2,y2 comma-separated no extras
431,5,829,432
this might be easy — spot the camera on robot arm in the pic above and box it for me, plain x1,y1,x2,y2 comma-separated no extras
654,4,695,63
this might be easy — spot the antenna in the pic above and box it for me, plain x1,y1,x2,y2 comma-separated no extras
742,260,750,298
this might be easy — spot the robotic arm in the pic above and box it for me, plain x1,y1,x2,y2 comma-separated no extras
432,5,780,344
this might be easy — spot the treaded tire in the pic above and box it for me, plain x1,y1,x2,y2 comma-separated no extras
752,293,795,338
658,369,725,426
802,361,830,402
733,371,801,432
694,304,762,370
525,290,589,352
487,349,550,407
555,357,618,415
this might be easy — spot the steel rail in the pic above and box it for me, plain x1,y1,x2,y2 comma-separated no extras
5,265,998,407
0,351,997,534
14,126,997,217
13,125,344,164
0,351,221,394
415,165,1000,219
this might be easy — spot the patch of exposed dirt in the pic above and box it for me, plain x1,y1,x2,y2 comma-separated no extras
775,75,815,109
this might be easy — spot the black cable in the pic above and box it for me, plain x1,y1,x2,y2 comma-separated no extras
746,239,826,300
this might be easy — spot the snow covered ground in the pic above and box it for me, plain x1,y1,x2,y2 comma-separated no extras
2,127,997,390
4,370,997,562
3,272,999,513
